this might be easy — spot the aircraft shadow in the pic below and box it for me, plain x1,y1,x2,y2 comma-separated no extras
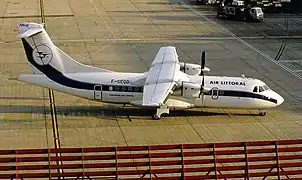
0,105,259,118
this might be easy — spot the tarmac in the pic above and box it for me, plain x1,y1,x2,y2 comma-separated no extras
0,0,301,149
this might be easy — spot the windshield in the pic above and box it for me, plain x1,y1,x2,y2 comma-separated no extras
256,8,262,13
253,85,270,93
263,85,270,90
259,86,265,92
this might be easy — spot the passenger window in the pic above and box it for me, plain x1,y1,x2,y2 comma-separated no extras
114,86,120,91
259,86,265,92
253,86,258,92
128,87,132,91
121,86,126,91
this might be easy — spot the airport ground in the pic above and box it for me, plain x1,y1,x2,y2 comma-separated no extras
0,0,301,149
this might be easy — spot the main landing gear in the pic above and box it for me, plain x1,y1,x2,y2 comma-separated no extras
152,105,169,120
259,109,267,116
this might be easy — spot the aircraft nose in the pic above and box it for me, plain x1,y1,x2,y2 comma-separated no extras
277,94,284,106
272,91,284,106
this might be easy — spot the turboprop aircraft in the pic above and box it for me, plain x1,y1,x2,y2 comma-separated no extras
17,22,284,120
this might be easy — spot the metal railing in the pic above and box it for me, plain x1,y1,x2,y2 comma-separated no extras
1,139,302,179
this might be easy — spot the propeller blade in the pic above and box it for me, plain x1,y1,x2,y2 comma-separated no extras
201,50,205,69
199,50,206,98
199,73,206,98
200,50,206,76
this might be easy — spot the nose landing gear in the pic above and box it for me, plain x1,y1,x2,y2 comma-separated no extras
152,114,161,120
259,109,267,116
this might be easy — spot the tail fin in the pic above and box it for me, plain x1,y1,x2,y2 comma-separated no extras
18,22,112,75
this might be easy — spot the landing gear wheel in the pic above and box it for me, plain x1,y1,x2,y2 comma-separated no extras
152,105,169,120
259,112,267,116
259,110,267,116
152,114,160,120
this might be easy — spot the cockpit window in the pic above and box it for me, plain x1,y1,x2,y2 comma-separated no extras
263,85,270,90
253,85,270,93
259,86,265,92
253,86,258,92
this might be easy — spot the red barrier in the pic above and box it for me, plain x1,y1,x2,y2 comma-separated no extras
1,139,302,179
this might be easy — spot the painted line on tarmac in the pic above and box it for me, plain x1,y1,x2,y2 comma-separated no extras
278,60,302,63
3,35,302,45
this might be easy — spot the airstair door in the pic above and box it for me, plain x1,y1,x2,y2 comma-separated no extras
94,85,102,100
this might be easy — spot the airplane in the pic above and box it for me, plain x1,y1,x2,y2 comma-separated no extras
16,22,284,120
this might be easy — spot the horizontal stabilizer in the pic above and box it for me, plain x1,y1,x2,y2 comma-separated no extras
17,28,43,38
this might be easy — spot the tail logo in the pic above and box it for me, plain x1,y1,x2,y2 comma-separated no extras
32,44,53,66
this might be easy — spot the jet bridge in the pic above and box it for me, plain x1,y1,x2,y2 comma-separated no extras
1,139,302,179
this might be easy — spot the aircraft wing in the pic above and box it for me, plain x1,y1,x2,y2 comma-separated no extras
142,46,179,107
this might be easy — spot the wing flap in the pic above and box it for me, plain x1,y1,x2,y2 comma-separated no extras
142,82,177,107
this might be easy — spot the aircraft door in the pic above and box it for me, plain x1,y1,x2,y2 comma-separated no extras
211,87,219,100
94,85,102,100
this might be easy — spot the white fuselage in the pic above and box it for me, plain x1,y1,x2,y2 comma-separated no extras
18,71,284,110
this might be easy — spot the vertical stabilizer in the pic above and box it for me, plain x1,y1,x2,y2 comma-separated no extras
18,22,112,75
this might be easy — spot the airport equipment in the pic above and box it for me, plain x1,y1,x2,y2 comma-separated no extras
217,0,264,21
196,0,219,4
258,0,283,12
1,139,302,179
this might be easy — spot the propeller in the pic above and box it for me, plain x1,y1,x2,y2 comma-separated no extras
200,50,206,76
199,50,206,98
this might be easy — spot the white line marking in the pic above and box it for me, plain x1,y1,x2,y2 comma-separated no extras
176,0,302,80
2,36,302,45
278,60,302,63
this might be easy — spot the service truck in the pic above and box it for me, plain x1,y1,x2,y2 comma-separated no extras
217,0,264,21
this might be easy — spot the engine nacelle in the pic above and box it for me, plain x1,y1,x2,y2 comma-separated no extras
180,62,201,76
173,82,201,98
180,62,210,75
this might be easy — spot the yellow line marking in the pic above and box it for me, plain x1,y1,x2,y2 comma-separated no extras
40,0,63,177
40,0,45,23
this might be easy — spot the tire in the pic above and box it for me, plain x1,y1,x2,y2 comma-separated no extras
259,112,267,116
152,114,161,120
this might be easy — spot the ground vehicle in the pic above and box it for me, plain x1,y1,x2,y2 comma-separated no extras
258,0,282,12
196,0,220,4
217,0,264,21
